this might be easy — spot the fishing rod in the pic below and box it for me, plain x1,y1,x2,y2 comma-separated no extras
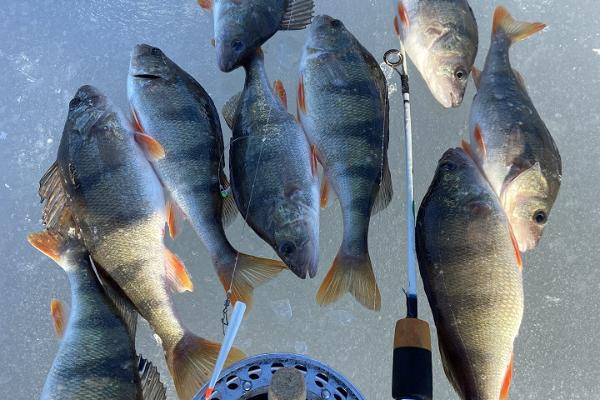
383,47,433,400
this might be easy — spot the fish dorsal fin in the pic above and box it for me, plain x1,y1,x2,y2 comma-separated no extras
93,263,139,340
197,0,213,11
280,0,314,31
222,92,242,129
471,66,481,90
164,249,193,293
39,161,73,233
273,80,288,111
138,356,167,400
372,158,393,215
50,298,66,339
492,6,546,44
512,68,527,92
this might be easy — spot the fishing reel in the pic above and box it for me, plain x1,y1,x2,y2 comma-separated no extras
195,353,365,400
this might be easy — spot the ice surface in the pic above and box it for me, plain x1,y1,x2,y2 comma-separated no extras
1,1,599,399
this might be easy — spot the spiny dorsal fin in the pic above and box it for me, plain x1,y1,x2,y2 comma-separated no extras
222,92,242,129
138,356,167,400
39,161,73,234
94,263,138,340
372,158,393,215
512,68,527,92
218,170,238,227
280,0,314,31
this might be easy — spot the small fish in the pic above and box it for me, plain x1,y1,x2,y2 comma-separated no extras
28,230,167,400
39,85,244,400
210,0,314,71
416,148,524,400
468,6,562,252
393,0,478,107
222,49,320,280
298,16,393,310
128,44,285,308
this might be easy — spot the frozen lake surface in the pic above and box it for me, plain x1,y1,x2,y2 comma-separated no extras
1,0,599,398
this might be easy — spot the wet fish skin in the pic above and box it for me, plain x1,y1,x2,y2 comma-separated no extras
127,44,285,308
213,0,314,72
394,0,478,107
28,231,148,400
298,15,392,310
416,148,524,400
45,85,243,400
468,6,562,252
226,50,320,280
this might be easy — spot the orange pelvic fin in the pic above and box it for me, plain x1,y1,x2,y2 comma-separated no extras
50,298,66,339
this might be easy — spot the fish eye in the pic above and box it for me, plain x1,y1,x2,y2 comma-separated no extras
455,68,467,80
279,241,296,256
440,160,456,171
330,19,342,28
533,210,547,224
151,48,161,56
231,39,244,52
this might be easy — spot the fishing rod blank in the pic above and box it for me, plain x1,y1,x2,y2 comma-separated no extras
384,48,433,400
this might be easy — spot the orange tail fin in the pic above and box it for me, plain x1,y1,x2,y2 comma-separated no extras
316,250,381,311
217,253,286,311
167,333,245,400
492,6,546,44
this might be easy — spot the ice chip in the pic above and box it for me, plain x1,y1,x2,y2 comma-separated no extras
270,299,293,320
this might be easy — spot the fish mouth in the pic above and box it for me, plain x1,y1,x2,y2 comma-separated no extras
132,73,161,80
449,92,461,108
70,85,109,115
129,44,166,77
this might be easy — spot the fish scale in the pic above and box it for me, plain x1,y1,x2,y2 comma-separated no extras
128,44,287,310
40,85,244,400
468,6,562,252
298,15,392,311
416,148,523,400
211,0,314,72
27,230,166,400
224,49,320,281
394,0,478,108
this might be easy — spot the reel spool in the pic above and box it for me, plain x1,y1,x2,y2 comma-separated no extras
194,353,365,400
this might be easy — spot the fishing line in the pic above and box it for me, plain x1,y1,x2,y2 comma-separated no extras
222,85,274,332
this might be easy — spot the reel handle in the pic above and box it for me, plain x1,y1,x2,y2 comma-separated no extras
392,318,433,400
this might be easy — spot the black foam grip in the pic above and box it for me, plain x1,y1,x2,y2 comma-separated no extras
392,347,433,400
